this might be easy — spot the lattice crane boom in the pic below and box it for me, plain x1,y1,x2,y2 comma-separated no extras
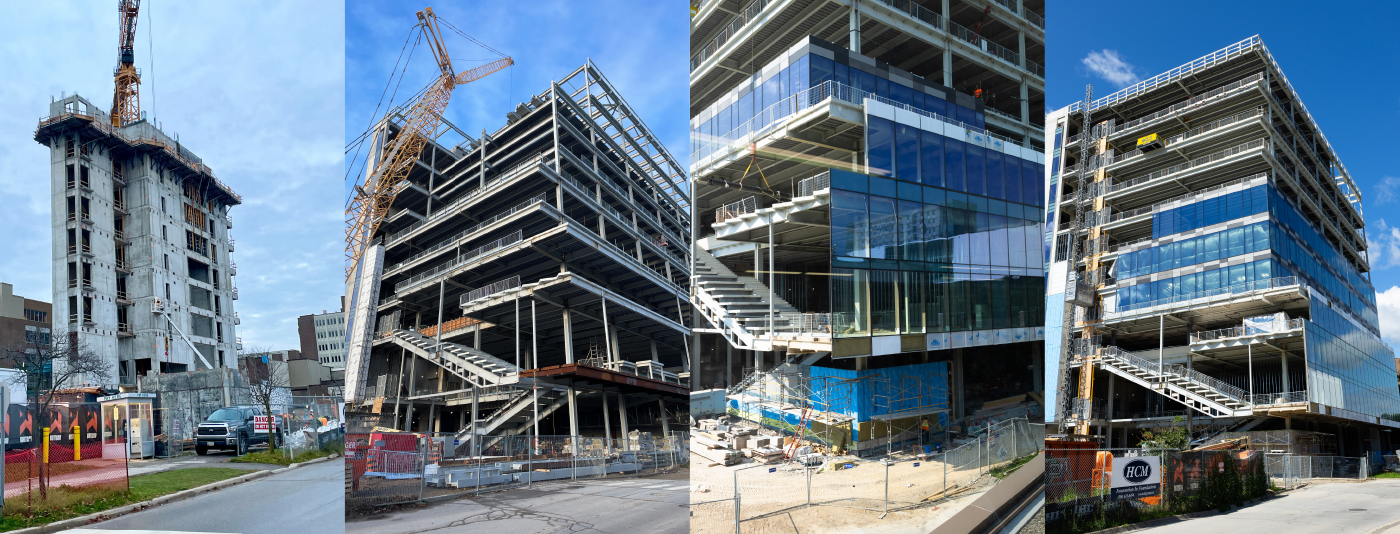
111,0,142,127
344,7,512,280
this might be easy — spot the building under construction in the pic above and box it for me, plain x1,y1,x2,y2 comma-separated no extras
343,59,693,443
688,0,1047,452
1045,36,1400,455
31,0,242,388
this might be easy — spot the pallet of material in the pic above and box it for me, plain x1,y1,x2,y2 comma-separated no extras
693,446,742,466
978,394,1027,412
747,446,784,463
694,433,729,450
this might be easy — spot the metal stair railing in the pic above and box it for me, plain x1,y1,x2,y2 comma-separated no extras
1100,346,1248,406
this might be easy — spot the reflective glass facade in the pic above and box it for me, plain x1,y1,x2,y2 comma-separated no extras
828,169,1044,338
1305,302,1400,418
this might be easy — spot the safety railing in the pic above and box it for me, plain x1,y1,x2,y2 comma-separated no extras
693,80,1027,165
770,312,833,336
1113,276,1300,315
1191,318,1304,343
384,155,550,246
1101,345,1249,404
459,276,522,307
1108,139,1266,193
1070,36,1261,113
1248,391,1307,406
795,171,831,198
869,0,1040,79
714,196,759,223
385,193,547,272
1094,74,1265,142
690,0,775,72
393,231,525,294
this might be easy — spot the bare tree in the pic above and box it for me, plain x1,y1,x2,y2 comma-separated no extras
238,345,289,448
0,328,112,497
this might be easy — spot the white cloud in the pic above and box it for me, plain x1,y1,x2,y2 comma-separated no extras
1376,286,1400,347
1081,50,1141,88
1367,219,1400,269
1374,176,1400,206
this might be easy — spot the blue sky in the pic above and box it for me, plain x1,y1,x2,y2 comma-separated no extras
1048,1,1400,345
344,0,688,204
0,1,344,350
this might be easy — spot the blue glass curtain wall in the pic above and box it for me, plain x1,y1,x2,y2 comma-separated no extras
1116,259,1283,312
829,169,1045,338
692,50,988,163
1303,313,1400,418
866,116,1043,206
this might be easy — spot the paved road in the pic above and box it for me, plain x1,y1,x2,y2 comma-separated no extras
347,470,690,534
77,459,343,534
1137,479,1400,534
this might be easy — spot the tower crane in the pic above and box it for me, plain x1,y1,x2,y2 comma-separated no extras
344,7,513,279
112,0,142,127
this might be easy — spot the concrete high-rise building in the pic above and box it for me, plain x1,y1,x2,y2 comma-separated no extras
1044,36,1400,455
34,95,242,388
344,62,691,441
689,0,1047,449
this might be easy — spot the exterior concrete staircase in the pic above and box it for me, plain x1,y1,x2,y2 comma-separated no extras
693,247,800,351
1097,345,1251,418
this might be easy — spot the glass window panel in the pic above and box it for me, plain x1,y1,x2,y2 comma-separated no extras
922,203,947,263
835,62,850,87
945,138,966,192
952,209,972,264
991,275,1010,329
899,200,922,261
986,150,1004,200
956,105,976,126
970,212,991,265
901,271,926,334
970,276,991,330
833,268,869,337
890,82,913,108
1021,160,1039,207
1228,264,1246,287
867,116,895,177
896,122,920,182
831,190,870,258
990,215,1009,266
921,132,944,187
811,54,832,86
870,196,899,259
871,270,898,335
965,144,987,196
1008,222,1027,268
1005,156,1022,204
1227,227,1245,258
1204,233,1221,263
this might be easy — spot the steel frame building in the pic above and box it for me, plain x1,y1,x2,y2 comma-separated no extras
689,0,1047,446
34,95,243,388
1044,36,1400,455
344,62,693,443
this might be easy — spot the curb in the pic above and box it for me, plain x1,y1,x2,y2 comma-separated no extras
12,453,340,534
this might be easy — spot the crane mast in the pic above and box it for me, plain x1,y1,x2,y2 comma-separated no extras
344,7,512,279
112,0,141,127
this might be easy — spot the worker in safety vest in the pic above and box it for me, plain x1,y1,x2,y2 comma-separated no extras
920,418,931,444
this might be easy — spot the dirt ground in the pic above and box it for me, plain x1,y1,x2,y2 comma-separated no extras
690,449,994,534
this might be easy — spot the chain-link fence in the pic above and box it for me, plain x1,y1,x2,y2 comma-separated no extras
1046,447,1278,534
345,431,683,509
693,417,1043,534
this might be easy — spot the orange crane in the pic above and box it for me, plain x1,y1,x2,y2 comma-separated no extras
111,0,142,126
345,7,513,279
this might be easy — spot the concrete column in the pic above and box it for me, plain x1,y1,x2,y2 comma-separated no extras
427,401,437,434
471,386,479,455
610,326,622,364
618,392,630,439
601,296,612,362
1281,350,1291,393
650,340,659,363
849,0,861,54
1017,30,1026,69
726,341,733,387
393,347,407,429
658,399,670,438
1020,82,1030,125
480,129,488,190
942,49,954,88
1106,373,1116,441
602,390,613,449
568,387,580,448
562,307,574,363
405,355,418,431
953,348,964,421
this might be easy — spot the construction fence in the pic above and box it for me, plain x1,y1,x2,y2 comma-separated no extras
345,431,684,509
1,403,130,514
1045,447,1291,534
691,417,1043,534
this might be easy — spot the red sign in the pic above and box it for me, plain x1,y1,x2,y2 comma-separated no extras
254,416,272,434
